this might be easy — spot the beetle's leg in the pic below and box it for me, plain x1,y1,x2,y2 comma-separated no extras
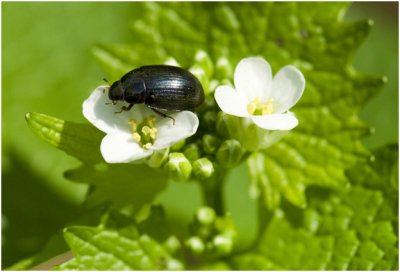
151,108,175,125
115,103,134,114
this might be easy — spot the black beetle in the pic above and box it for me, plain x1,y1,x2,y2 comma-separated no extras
108,65,204,121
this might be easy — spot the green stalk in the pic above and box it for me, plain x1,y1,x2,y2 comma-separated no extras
200,170,228,216
253,191,274,249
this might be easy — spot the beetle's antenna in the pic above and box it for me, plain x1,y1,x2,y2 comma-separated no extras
103,78,109,83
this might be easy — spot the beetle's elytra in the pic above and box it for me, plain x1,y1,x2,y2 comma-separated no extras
108,65,205,116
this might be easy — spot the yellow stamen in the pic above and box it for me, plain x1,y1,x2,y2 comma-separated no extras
143,143,153,150
141,125,151,135
132,132,141,142
247,96,260,114
128,119,137,131
261,98,274,115
247,97,274,115
247,103,256,115
150,128,157,139
144,116,156,128
127,116,158,149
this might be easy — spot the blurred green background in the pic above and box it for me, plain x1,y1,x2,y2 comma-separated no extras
2,2,398,267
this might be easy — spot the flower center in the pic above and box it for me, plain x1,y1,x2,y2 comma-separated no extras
128,116,158,150
247,96,274,115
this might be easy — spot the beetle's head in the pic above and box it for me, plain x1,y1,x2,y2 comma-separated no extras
108,81,124,104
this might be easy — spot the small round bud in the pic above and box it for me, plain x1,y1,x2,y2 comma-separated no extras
194,50,214,78
213,234,233,255
163,57,180,67
215,111,233,138
166,259,184,270
163,236,181,254
202,134,221,155
184,143,201,161
185,236,205,255
192,158,215,179
197,206,216,225
216,139,243,167
209,79,220,94
167,152,192,181
215,57,233,79
189,64,209,96
197,225,212,240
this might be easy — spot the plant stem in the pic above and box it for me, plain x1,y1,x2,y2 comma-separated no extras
252,192,274,249
200,170,228,215
32,251,74,270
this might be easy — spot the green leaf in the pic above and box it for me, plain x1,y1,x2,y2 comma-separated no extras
26,112,104,164
64,164,168,210
346,144,398,226
26,112,169,210
230,252,281,270
241,145,398,270
93,2,385,209
55,208,184,270
57,227,183,270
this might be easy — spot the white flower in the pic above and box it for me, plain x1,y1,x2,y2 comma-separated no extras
83,86,199,163
215,57,305,130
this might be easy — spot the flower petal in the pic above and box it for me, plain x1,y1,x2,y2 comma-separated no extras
250,112,299,130
270,65,305,113
153,111,199,150
100,132,152,163
214,85,249,117
234,57,273,101
83,86,155,134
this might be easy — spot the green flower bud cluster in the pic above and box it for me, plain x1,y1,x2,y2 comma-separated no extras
141,51,246,182
184,206,236,259
143,143,215,182
150,135,245,182
199,132,246,169
188,52,249,170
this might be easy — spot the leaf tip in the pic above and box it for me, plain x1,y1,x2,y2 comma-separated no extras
25,111,42,124
25,112,63,147
25,112,32,121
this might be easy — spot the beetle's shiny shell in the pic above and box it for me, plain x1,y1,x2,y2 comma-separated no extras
121,65,204,111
